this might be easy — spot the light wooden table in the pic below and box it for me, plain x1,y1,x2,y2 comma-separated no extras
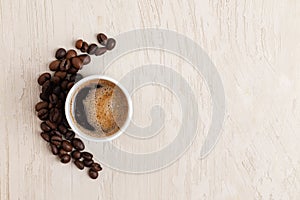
1,0,300,199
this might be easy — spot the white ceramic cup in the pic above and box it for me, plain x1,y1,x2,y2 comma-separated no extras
65,75,133,142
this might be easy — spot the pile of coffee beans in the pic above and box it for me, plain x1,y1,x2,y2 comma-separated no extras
35,33,114,179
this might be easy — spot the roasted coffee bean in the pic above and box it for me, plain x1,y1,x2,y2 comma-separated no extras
83,159,94,167
67,66,78,74
75,39,83,49
65,131,75,140
74,160,84,170
49,108,60,123
49,60,61,71
66,49,77,59
42,80,51,93
52,86,61,95
46,120,57,129
67,82,74,90
80,42,89,52
51,76,61,85
87,43,98,55
71,57,83,70
91,163,102,171
95,47,107,56
55,48,67,60
61,80,69,90
71,150,81,159
40,122,51,132
50,135,62,146
72,138,85,150
60,154,71,163
106,38,116,50
97,33,108,45
54,71,67,80
59,148,68,157
58,124,67,134
50,144,59,155
62,140,73,152
88,169,98,179
49,93,58,104
59,59,71,71
40,132,50,142
51,130,63,137
78,54,91,65
81,152,93,160
38,73,51,85
39,92,49,102
35,101,48,112
37,109,48,120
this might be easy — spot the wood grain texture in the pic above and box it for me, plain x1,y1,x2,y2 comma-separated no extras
1,0,300,199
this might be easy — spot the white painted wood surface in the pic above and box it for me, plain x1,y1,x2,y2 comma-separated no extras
1,0,300,199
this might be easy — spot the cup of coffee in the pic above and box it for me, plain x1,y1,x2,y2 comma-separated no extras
65,75,132,142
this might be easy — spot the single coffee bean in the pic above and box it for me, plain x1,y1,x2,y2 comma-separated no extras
95,47,107,56
97,33,108,45
55,48,67,60
56,100,63,109
46,120,57,129
71,150,81,159
87,43,98,55
60,80,69,90
78,54,91,65
40,122,51,132
50,144,59,155
83,159,94,167
88,169,98,179
81,152,93,160
42,80,52,93
72,138,85,150
106,38,116,50
38,73,51,85
39,92,49,102
65,131,75,140
58,124,67,134
91,163,102,171
66,49,77,59
60,154,71,163
62,140,73,152
59,59,71,71
40,132,50,142
49,108,60,123
75,39,83,49
71,57,83,70
37,109,48,120
80,41,89,52
67,66,78,74
49,93,58,105
67,82,74,90
35,101,48,112
50,135,62,146
48,103,54,109
51,130,63,137
74,160,84,170
49,60,61,71
59,148,68,157
51,76,61,85
54,71,67,80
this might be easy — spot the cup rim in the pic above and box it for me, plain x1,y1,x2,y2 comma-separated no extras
65,75,133,142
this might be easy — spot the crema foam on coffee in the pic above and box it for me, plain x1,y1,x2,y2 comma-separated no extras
70,79,128,138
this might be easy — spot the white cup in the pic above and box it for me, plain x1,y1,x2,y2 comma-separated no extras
65,75,133,142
